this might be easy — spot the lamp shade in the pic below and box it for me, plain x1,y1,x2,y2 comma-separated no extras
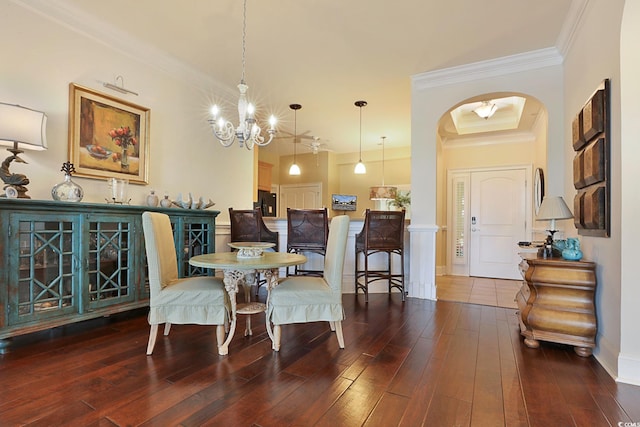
370,185,397,201
536,196,573,231
289,163,301,176
0,103,48,150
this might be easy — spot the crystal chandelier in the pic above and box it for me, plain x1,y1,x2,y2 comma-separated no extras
208,0,276,149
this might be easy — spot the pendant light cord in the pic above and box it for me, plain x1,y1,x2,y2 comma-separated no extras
359,107,363,161
381,136,386,186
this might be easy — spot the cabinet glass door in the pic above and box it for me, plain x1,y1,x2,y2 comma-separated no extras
86,216,136,309
9,214,78,324
178,219,213,277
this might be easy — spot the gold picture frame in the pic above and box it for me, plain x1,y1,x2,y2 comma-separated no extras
68,83,150,184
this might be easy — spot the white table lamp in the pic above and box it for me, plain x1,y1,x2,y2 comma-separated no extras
0,103,48,198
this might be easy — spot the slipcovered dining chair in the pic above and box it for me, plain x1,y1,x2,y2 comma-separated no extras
266,215,350,351
142,212,229,355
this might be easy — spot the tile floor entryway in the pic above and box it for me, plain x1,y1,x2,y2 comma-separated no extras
436,275,520,309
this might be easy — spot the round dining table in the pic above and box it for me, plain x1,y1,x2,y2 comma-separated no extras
189,251,307,355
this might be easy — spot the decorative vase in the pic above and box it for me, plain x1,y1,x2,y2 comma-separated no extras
107,177,129,204
561,237,583,261
160,194,172,208
51,162,83,202
121,147,129,169
562,248,583,261
146,190,159,207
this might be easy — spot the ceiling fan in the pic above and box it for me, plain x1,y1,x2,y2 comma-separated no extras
303,136,332,154
276,129,314,142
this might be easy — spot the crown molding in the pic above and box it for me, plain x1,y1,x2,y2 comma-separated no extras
10,0,235,98
555,0,590,58
412,47,563,90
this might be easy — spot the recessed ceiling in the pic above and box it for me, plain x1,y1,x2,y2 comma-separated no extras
450,96,527,135
439,94,545,145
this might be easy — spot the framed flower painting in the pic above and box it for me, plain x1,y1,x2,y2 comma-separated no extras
68,83,150,184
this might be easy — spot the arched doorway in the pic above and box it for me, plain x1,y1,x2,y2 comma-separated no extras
433,92,548,307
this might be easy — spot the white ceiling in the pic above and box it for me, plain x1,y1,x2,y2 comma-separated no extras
30,0,575,154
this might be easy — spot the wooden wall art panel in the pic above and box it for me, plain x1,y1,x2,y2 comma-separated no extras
572,111,586,151
572,79,610,237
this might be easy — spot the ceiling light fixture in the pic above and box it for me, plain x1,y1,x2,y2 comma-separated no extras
473,101,497,119
354,100,367,174
369,136,397,200
288,104,301,176
208,0,276,150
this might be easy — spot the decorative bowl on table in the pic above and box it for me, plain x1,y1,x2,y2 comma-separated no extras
228,242,275,259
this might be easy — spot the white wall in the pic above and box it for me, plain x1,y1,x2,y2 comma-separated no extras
0,1,254,223
562,0,628,381
619,0,640,386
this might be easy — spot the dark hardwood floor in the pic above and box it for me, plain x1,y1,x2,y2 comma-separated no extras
1,293,639,426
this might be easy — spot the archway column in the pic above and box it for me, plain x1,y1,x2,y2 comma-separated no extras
407,224,439,299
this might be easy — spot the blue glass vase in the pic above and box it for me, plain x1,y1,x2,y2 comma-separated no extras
562,249,583,261
561,238,582,261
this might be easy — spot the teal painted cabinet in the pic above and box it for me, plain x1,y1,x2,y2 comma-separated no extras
0,199,219,347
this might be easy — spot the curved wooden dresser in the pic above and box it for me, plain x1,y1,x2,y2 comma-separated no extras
516,255,597,357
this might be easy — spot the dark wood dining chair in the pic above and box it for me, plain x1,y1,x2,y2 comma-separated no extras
286,208,329,277
355,209,406,302
228,207,278,247
228,207,279,296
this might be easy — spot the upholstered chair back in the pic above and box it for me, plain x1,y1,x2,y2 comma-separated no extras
323,215,350,293
142,212,179,296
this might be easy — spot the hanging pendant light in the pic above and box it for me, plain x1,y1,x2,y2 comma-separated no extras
208,0,277,150
289,104,301,176
370,136,398,200
354,100,367,174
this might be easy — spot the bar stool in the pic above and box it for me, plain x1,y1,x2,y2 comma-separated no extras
228,207,279,297
286,208,329,276
355,209,406,302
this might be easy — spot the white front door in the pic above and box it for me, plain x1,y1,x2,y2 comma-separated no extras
469,169,526,280
279,183,322,214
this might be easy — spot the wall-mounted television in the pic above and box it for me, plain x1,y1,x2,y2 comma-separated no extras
332,194,357,211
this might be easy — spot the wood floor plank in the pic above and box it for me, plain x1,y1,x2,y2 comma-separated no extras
423,394,472,427
398,339,450,427
313,379,386,427
197,372,306,427
496,309,529,427
387,336,436,397
433,322,479,401
363,392,409,426
256,367,353,426
470,306,506,426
